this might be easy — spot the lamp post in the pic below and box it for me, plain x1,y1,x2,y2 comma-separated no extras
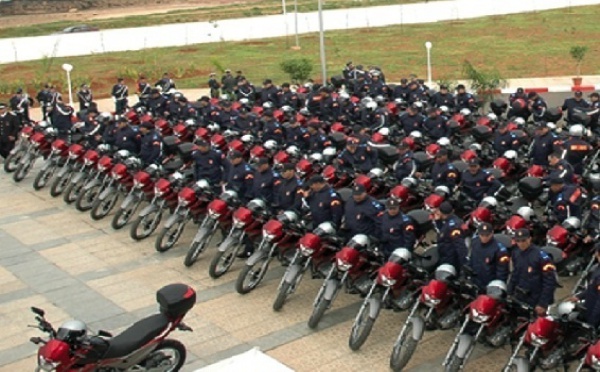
424,41,432,87
318,0,327,83
293,0,300,49
62,63,74,107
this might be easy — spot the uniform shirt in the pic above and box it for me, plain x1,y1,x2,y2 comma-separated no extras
217,109,240,130
379,212,416,254
431,92,455,109
461,169,502,202
493,131,520,156
508,245,557,308
550,184,585,223
318,96,340,122
111,83,128,101
235,84,255,101
261,86,280,105
0,112,19,141
306,185,343,227
407,87,427,104
344,196,383,237
430,161,460,189
193,148,224,185
364,108,389,131
273,176,303,212
137,81,151,100
393,84,410,101
232,114,260,134
284,125,309,149
223,160,254,199
435,215,468,272
529,98,547,120
399,112,425,134
278,90,300,109
147,95,167,117
155,77,175,93
307,132,330,153
338,145,378,174
562,97,589,122
262,119,284,143
247,168,278,204
455,93,477,110
394,151,416,181
547,159,575,185
576,265,600,327
423,115,449,140
114,126,140,154
76,89,93,109
468,236,510,290
338,102,361,125
50,103,74,133
139,129,162,166
562,138,593,175
530,132,558,166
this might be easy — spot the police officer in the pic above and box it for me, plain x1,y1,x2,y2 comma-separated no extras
50,97,74,140
461,158,502,203
10,88,34,126
247,157,278,204
137,75,152,105
235,78,255,102
0,103,19,158
138,122,162,166
588,92,600,134
379,198,416,256
561,124,593,175
343,184,384,238
284,115,309,150
399,104,425,135
392,78,410,101
527,92,547,122
277,83,300,109
508,228,557,316
562,90,589,124
394,142,416,181
36,84,51,120
529,122,559,166
468,223,510,290
406,81,427,104
430,85,455,109
76,84,93,112
111,78,129,115
493,121,521,156
173,97,197,122
113,117,140,154
192,139,225,191
548,175,586,223
223,150,254,199
273,163,303,213
303,175,343,228
232,105,260,135
547,151,575,184
429,149,460,189
146,88,167,117
261,79,280,105
507,87,530,120
455,84,477,111
423,107,449,140
318,87,340,122
433,201,468,273
261,110,284,143
368,71,388,98
306,122,331,153
571,245,600,327
338,137,379,174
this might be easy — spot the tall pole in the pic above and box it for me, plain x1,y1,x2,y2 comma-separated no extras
62,63,74,107
425,41,432,87
293,0,299,48
318,0,327,84
282,0,288,47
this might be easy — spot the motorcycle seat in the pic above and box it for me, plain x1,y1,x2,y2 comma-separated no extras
102,314,170,359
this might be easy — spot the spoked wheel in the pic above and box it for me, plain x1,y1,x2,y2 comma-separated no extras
155,220,187,253
49,173,70,197
75,185,100,211
140,339,186,372
90,194,119,220
13,159,33,182
111,202,140,230
349,294,380,351
130,210,162,241
444,355,464,372
183,229,214,267
4,152,21,173
390,321,419,371
308,297,331,330
235,256,270,295
208,238,243,278
273,281,294,312
64,182,84,204
33,169,53,190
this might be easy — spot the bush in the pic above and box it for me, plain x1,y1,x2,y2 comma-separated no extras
462,60,507,105
570,45,588,76
280,58,313,83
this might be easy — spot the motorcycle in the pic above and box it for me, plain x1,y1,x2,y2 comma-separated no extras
207,198,270,279
13,126,57,183
545,217,589,276
154,179,213,252
4,122,35,173
75,151,118,212
32,137,69,191
29,283,196,372
63,148,101,205
235,210,306,294
48,142,87,197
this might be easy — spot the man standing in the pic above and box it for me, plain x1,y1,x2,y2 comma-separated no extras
138,122,162,166
50,97,74,140
111,78,129,115
469,223,510,290
136,75,151,106
343,184,384,238
433,201,468,273
36,84,51,120
221,69,237,97
208,73,221,99
76,84,94,112
379,198,416,256
0,103,19,159
155,72,176,93
304,175,343,228
9,88,33,126
561,90,589,124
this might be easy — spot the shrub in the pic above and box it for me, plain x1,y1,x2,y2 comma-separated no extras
280,58,313,83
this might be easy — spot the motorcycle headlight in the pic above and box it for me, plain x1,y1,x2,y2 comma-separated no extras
299,244,315,257
263,231,277,242
21,132,30,139
97,165,107,172
336,258,352,272
38,356,59,371
52,148,62,155
470,308,490,323
154,186,164,197
547,238,558,247
530,332,548,347
31,141,41,148
232,216,245,229
208,209,221,219
591,354,600,369
133,179,143,189
423,292,442,307
380,274,397,287
178,196,190,207
68,152,80,160
112,172,123,180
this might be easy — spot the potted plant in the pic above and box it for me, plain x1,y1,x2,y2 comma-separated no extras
570,45,588,86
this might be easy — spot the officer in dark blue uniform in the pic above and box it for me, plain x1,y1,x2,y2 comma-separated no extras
548,175,586,223
113,117,140,154
223,150,254,200
50,97,74,139
561,91,590,124
406,81,427,104
261,79,280,105
394,142,416,181
529,122,558,166
146,89,167,117
277,83,300,109
343,184,384,238
573,245,600,327
273,163,303,213
306,122,331,153
379,198,416,256
527,92,547,122
547,151,575,184
561,126,593,175
399,104,425,135
423,107,450,140
317,87,340,122
304,175,343,228
217,101,239,130
138,122,162,166
247,157,278,204
434,201,468,273
192,139,224,191
173,97,197,122
261,110,284,143
455,85,477,111
493,121,521,156
337,137,379,174
468,223,510,290
508,228,557,315
430,85,455,110
430,149,460,189
461,158,502,203
393,78,410,101
111,78,128,115
232,105,260,135
284,117,309,150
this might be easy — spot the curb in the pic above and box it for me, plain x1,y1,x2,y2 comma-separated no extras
499,85,598,94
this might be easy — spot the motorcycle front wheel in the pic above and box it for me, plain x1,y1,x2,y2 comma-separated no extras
390,321,418,371
140,339,186,372
13,158,33,182
444,355,464,372
272,281,293,312
33,168,53,190
63,181,83,204
49,173,70,197
75,184,100,212
235,256,270,295
90,193,119,220
308,297,331,330
208,238,243,279
184,229,214,267
111,201,140,230
349,293,380,351
155,220,187,253
4,151,21,173
130,210,162,241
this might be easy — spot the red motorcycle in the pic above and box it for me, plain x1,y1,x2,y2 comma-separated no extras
75,151,118,212
13,126,57,182
29,283,195,372
208,198,271,279
63,148,101,205
545,217,587,276
32,137,69,191
154,180,214,252
235,210,306,294
48,142,86,197
4,122,35,173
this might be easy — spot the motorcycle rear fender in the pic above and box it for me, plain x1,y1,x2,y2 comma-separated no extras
97,185,116,201
455,334,474,358
120,192,141,210
164,210,188,229
368,293,383,319
283,264,303,285
323,278,340,301
410,316,425,340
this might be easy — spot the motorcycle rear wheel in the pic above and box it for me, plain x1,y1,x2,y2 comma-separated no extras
390,321,418,371
75,185,100,211
208,239,242,278
49,173,70,197
235,256,269,295
349,294,379,351
141,339,186,372
4,152,20,173
90,194,119,220
308,297,331,329
156,221,187,253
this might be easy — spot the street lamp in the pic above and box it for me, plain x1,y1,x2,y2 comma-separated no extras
424,42,432,87
62,63,74,107
318,0,327,84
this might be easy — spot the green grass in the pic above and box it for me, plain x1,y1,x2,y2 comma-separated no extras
1,4,599,100
0,0,440,38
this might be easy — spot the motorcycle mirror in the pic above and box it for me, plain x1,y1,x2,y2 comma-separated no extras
31,307,45,317
97,330,113,338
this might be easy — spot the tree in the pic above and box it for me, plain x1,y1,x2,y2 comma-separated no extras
462,60,507,106
570,45,589,77
280,58,313,83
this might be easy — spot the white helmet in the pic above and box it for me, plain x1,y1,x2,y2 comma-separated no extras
413,101,424,109
503,150,518,160
469,143,482,152
547,122,557,131
56,320,87,342
439,105,449,115
286,145,301,157
394,98,405,105
480,196,498,209
569,124,585,137
434,264,457,281
314,221,336,236
389,248,412,263
323,147,337,157
280,210,299,223
116,149,131,159
368,168,384,178
460,108,472,116
281,105,294,114
37,120,50,128
184,118,197,127
516,206,535,222
219,94,229,101
366,101,377,111
247,198,267,213
556,301,577,320
487,113,498,121
378,127,390,136
97,112,113,123
361,96,374,106
207,123,220,133
486,280,507,300
514,117,526,127
339,91,350,101
348,234,370,250
241,134,254,143
264,140,278,151
562,216,581,230
239,98,250,106
262,101,274,109
220,189,238,202
434,185,450,197
309,153,323,163
401,177,418,188
44,127,57,136
409,131,423,139
195,179,210,190
437,137,451,147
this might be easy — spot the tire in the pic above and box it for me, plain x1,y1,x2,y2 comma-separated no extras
390,321,419,371
33,169,52,190
111,203,139,230
272,282,293,312
75,185,100,212
49,173,69,197
155,220,187,253
184,231,213,267
130,210,162,241
141,339,186,372
4,152,20,173
235,256,270,295
349,296,378,351
308,298,331,329
90,193,119,220
208,238,243,279
13,159,32,182
64,182,83,204
445,355,464,372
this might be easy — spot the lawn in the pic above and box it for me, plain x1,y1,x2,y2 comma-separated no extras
0,4,599,101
